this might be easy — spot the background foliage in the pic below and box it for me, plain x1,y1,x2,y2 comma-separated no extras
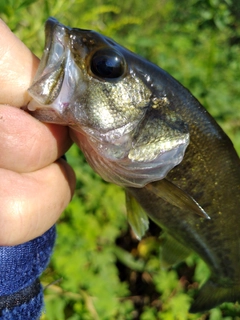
1,0,240,319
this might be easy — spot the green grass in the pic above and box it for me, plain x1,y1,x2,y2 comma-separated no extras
1,0,240,319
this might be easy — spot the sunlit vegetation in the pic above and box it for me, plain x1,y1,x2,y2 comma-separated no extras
1,0,240,318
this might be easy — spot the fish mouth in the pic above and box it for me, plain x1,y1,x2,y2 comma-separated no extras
35,19,65,86
36,17,71,79
27,17,80,122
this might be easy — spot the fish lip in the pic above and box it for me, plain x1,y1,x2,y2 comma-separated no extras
45,17,60,36
45,17,69,39
45,17,61,32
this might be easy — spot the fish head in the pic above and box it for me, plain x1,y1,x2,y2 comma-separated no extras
28,17,149,133
28,17,189,187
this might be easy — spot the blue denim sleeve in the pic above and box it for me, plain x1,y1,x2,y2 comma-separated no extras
0,225,56,319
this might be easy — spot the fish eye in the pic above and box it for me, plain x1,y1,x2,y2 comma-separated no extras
90,48,126,80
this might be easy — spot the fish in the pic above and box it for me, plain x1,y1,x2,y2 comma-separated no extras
27,17,240,313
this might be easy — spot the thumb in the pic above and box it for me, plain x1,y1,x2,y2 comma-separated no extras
0,19,39,107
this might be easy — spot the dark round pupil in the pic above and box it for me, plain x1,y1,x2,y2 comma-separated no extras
91,48,125,79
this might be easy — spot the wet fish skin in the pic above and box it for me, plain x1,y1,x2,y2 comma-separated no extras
128,96,240,311
28,18,240,312
28,18,190,188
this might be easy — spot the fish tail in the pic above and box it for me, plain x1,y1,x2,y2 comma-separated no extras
189,279,240,313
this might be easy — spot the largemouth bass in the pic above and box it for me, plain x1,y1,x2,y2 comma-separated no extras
27,17,240,313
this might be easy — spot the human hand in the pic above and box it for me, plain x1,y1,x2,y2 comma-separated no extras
0,19,76,246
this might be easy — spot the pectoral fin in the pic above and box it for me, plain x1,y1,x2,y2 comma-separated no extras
125,190,149,240
145,179,210,219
